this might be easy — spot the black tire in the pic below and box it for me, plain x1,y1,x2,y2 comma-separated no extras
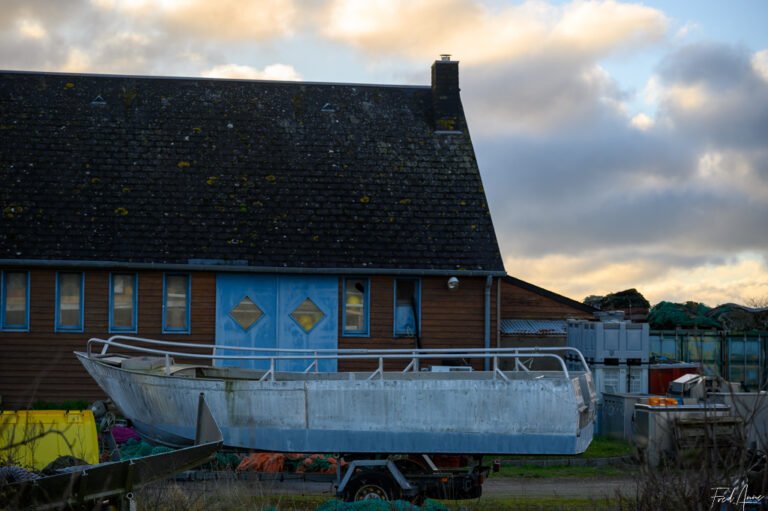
344,471,400,502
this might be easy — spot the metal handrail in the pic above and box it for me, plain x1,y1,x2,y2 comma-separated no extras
84,335,591,380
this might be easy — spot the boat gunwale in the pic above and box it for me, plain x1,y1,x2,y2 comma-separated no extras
82,335,591,381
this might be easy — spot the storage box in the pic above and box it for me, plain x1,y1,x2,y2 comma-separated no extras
0,410,99,470
567,320,649,362
593,364,649,401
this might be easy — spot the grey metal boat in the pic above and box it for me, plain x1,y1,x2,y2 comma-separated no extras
75,336,596,455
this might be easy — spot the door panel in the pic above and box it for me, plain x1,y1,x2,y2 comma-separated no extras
216,274,278,370
215,274,338,372
277,275,338,372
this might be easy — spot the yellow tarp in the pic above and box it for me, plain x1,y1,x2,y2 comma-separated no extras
0,410,98,470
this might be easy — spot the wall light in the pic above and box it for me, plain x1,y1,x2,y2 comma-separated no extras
447,277,460,291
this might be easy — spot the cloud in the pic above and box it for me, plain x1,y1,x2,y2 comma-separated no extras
17,18,47,40
92,0,298,41
504,252,768,306
320,0,667,64
674,21,699,40
480,41,768,304
751,49,768,82
201,63,302,81
630,112,654,130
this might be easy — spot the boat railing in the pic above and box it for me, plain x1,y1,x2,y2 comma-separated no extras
85,335,591,382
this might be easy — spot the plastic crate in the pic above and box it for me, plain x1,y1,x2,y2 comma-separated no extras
593,364,649,402
567,320,649,362
0,409,99,469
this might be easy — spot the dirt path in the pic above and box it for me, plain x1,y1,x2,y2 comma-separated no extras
483,476,637,498
168,475,638,499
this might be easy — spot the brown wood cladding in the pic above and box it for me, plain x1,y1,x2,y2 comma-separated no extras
1,270,497,408
0,269,215,409
338,276,496,372
500,279,593,320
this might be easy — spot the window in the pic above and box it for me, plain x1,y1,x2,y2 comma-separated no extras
290,298,325,333
56,272,84,332
1,271,29,331
163,273,190,333
394,278,420,337
343,277,369,336
110,273,137,332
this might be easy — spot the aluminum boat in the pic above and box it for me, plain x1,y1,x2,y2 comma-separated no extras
75,336,596,455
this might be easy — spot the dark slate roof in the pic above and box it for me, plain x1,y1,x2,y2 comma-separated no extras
0,70,503,273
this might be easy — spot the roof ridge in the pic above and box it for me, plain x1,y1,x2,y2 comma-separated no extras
0,68,431,90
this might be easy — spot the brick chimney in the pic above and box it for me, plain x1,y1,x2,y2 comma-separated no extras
431,54,461,131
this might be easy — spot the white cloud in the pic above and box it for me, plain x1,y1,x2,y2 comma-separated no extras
752,49,768,82
674,21,699,40
201,63,302,81
92,0,297,40
60,48,92,73
630,113,654,131
17,18,46,40
321,0,668,64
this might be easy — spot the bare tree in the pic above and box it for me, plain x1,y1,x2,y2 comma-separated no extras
745,295,768,308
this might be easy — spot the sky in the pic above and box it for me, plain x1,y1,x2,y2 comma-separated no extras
1,0,767,307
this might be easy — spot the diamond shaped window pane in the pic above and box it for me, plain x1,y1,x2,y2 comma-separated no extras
290,298,325,333
229,296,263,331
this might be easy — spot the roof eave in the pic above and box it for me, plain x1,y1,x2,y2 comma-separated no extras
0,258,507,277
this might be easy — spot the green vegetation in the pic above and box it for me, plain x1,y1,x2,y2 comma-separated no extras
493,463,634,479
135,494,623,511
439,496,622,510
580,436,634,458
503,436,634,461
492,436,637,479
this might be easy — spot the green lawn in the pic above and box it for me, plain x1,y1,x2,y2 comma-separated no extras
493,463,636,479
501,435,634,461
492,436,638,479
580,436,635,458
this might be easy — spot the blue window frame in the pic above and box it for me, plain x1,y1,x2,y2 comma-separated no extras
1,271,30,331
393,278,420,337
109,273,138,333
342,277,370,337
56,272,84,332
163,273,191,334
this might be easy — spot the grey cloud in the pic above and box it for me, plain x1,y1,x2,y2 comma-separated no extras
471,43,768,272
656,43,768,150
658,43,752,89
463,55,624,133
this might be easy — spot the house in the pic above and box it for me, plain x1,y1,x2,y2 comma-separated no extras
499,275,596,350
0,57,507,408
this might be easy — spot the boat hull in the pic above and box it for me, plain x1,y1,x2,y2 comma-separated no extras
76,352,594,454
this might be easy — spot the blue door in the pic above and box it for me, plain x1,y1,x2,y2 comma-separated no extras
216,274,338,372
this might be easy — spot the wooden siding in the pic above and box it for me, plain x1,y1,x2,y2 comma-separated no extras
339,276,497,372
500,279,593,320
0,270,497,408
0,269,215,409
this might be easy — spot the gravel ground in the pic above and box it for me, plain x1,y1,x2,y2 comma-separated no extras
166,475,638,499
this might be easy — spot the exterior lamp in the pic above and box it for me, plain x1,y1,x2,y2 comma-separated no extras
447,277,460,291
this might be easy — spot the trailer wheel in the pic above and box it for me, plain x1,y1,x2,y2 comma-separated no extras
344,472,399,501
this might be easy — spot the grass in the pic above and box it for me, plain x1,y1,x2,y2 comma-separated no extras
438,496,624,510
493,463,635,479
491,436,638,479
580,436,635,459
502,436,634,461
137,494,625,511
